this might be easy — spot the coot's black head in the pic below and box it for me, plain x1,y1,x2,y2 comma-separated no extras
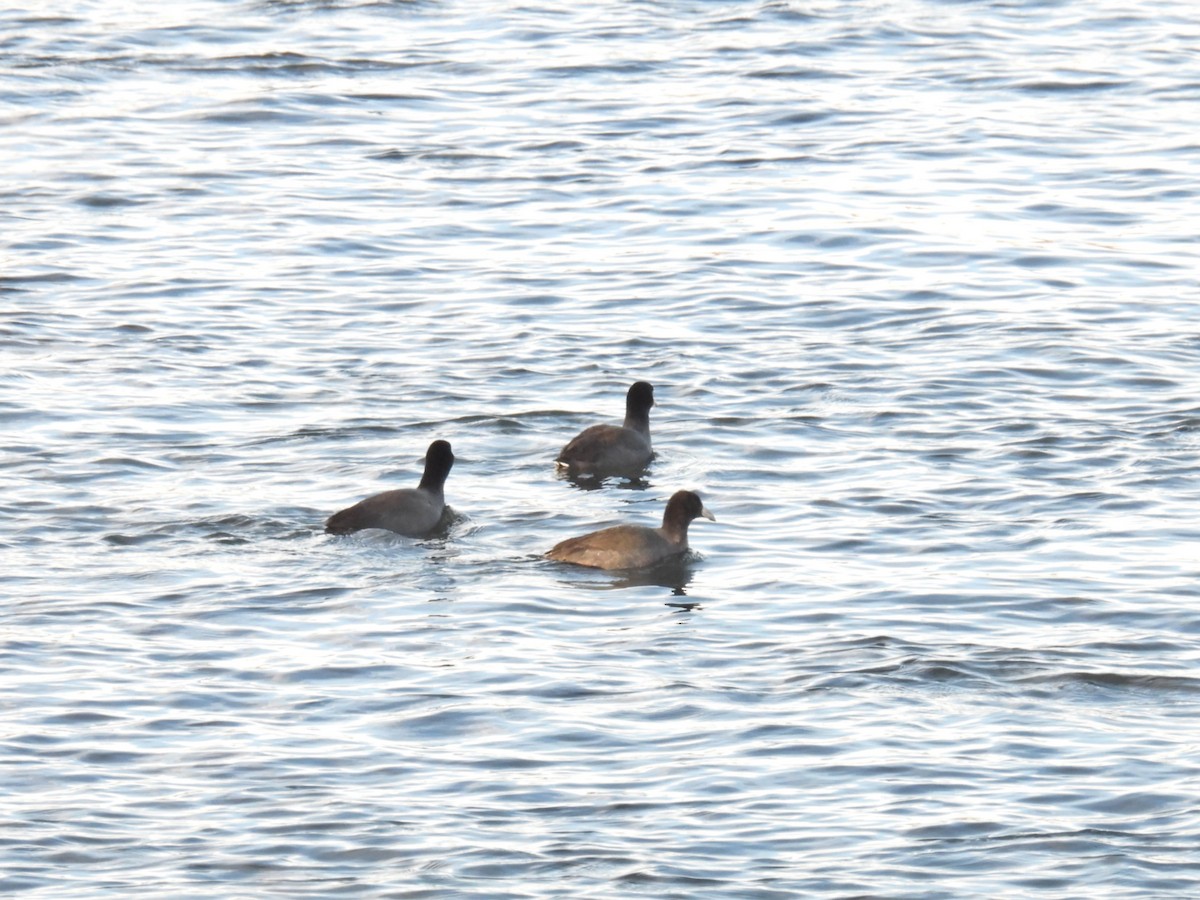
662,489,716,532
420,439,454,489
627,381,655,413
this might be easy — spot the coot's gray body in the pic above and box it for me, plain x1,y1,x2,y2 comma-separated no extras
556,381,654,477
547,490,715,570
325,439,454,537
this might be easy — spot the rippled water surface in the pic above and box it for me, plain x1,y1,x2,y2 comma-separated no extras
4,0,1200,896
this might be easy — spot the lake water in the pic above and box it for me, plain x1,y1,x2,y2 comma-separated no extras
3,0,1200,896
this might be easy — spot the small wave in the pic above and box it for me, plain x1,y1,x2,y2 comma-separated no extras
1016,671,1200,694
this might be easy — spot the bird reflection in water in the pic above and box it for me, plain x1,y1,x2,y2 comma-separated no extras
556,555,701,605
558,472,652,493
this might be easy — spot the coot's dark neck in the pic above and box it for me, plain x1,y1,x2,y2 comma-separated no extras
419,445,454,493
660,503,692,544
419,466,449,493
623,405,651,436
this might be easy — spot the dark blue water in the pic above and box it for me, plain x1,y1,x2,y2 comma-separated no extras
3,0,1200,896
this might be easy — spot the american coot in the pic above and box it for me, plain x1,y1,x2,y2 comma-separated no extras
325,439,454,537
556,381,654,477
546,490,715,570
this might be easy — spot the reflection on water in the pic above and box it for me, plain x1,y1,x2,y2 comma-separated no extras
610,557,699,596
666,600,701,611
558,471,653,492
552,556,699,596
